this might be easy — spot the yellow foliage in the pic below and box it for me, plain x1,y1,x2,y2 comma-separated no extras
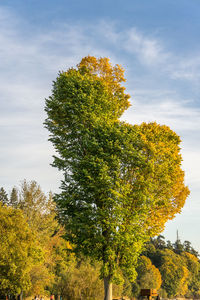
135,122,190,235
78,55,126,84
184,252,199,263
0,203,39,294
137,256,162,290
78,55,131,116
179,266,189,296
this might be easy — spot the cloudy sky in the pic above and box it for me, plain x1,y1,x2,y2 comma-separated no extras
1,0,200,249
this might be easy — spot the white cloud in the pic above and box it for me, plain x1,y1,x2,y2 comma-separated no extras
183,150,200,187
98,22,170,66
123,28,170,65
122,90,200,132
170,55,200,81
98,22,200,83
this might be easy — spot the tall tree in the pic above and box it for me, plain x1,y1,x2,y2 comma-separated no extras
17,180,61,295
18,180,58,241
45,56,189,300
10,187,19,208
0,187,9,205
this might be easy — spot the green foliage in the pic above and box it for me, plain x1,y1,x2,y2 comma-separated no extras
136,256,162,290
0,203,40,296
44,55,189,292
131,255,162,297
18,180,59,244
16,180,62,296
53,259,104,300
146,235,199,257
142,236,200,298
181,252,200,297
0,187,9,205
10,187,19,208
159,249,189,297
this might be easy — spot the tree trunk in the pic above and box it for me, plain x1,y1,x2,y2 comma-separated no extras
104,277,112,300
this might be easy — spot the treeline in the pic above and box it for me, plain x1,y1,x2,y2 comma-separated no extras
133,235,200,298
0,182,199,299
0,181,123,300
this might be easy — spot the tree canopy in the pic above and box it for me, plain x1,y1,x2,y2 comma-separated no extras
45,56,189,300
0,203,39,296
0,187,9,205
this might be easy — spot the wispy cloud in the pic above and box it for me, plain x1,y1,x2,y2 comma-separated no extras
123,91,200,132
98,21,200,83
170,56,200,81
122,28,170,65
98,21,170,65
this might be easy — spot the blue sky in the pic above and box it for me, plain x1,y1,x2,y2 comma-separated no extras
1,1,200,250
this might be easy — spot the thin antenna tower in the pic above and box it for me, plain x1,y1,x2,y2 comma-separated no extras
177,229,180,241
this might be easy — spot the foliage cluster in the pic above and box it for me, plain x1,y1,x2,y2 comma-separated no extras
0,183,199,300
133,235,200,298
0,182,124,300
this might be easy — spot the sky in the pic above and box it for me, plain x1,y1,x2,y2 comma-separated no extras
0,0,200,250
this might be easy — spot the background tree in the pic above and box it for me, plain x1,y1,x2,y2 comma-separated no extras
45,56,189,300
54,259,104,300
17,180,62,296
181,252,200,297
173,233,184,254
151,235,166,250
132,255,161,296
0,187,9,205
159,249,189,297
10,187,19,208
0,203,41,296
18,180,58,238
183,241,199,256
166,240,174,250
142,235,200,298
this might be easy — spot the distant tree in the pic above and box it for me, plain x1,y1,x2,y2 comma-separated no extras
17,180,61,296
142,241,156,258
0,187,9,205
18,180,59,242
159,249,189,297
182,241,199,257
190,247,199,257
151,235,166,249
10,187,19,208
54,259,104,300
0,203,40,296
166,240,174,250
182,252,200,297
45,56,189,300
142,236,200,298
136,256,162,290
173,239,184,254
